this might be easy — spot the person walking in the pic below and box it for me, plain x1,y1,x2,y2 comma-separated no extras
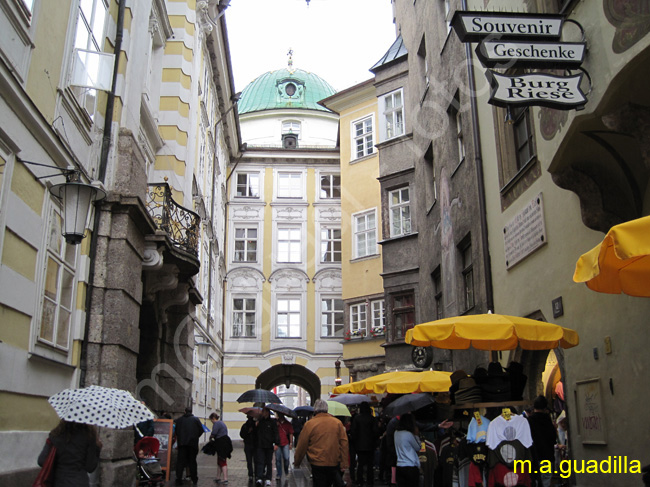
274,412,294,482
174,407,205,486
293,399,349,487
37,420,102,487
209,412,232,484
527,396,557,487
393,414,420,487
255,407,280,487
351,402,379,486
241,411,258,482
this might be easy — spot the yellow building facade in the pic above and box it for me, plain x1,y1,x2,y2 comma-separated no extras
321,79,387,383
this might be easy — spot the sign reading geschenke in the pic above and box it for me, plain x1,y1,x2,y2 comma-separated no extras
486,71,587,109
476,40,586,69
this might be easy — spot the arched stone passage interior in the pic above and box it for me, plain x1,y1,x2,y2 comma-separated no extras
256,364,321,405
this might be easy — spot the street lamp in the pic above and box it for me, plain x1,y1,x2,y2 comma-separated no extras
17,159,106,245
196,341,210,428
334,357,342,387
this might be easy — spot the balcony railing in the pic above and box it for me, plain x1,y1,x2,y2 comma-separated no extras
146,183,200,256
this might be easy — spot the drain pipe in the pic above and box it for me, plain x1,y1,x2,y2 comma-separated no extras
461,0,494,313
79,0,127,388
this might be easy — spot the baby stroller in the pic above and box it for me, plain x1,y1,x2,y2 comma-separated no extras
134,436,165,486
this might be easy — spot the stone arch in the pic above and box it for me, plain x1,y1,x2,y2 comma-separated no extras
256,363,321,405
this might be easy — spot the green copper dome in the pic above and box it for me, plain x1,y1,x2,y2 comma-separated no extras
238,68,336,114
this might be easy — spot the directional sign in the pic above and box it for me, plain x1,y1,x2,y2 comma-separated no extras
486,71,587,110
451,11,564,42
476,40,586,68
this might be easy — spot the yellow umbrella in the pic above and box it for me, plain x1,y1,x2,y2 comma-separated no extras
373,370,452,394
573,216,650,297
349,371,414,394
405,314,579,351
333,371,410,395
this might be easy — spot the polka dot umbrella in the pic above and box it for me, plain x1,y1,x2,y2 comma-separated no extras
48,385,154,429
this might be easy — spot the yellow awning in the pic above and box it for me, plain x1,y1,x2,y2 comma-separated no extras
405,314,579,351
574,216,650,297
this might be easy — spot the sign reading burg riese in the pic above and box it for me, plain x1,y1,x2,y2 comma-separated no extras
450,11,588,111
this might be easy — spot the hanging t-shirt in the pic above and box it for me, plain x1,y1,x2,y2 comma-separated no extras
468,415,491,444
486,414,532,449
487,462,531,487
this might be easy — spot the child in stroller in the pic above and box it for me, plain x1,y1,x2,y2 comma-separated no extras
134,436,165,486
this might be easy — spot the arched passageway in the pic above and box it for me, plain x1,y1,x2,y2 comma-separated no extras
256,364,321,405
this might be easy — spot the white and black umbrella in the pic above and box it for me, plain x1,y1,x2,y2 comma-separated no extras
48,385,154,429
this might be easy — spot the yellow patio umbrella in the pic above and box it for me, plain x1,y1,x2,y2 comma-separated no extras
332,371,411,395
349,371,415,394
573,215,650,297
405,314,579,351
373,370,452,394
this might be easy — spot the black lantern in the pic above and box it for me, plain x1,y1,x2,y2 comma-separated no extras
49,172,106,245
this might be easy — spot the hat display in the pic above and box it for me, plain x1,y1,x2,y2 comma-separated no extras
454,377,483,404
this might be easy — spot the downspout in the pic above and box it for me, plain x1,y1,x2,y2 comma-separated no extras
79,0,127,388
461,0,494,312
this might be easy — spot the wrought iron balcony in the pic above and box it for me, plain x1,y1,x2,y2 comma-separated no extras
146,183,200,256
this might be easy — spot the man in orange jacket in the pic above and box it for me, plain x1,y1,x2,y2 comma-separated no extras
294,399,349,487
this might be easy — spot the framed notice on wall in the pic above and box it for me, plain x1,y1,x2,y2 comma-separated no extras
575,378,607,445
153,419,174,480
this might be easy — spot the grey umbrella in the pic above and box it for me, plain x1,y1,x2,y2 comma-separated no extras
384,393,435,417
329,393,371,405
265,403,297,418
237,389,282,404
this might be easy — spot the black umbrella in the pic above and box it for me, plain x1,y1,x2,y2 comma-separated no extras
237,389,281,404
265,403,297,418
384,393,435,417
293,405,314,416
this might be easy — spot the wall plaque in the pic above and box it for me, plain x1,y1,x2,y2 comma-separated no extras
503,193,547,269
575,378,607,445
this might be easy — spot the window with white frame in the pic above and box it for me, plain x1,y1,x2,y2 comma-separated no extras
352,116,374,160
232,297,256,337
72,0,109,118
354,210,377,258
277,298,301,338
320,227,341,263
39,202,78,351
282,120,301,136
236,172,260,198
381,89,404,140
455,110,465,164
460,238,475,311
277,227,301,263
277,172,302,198
319,173,340,199
234,227,257,262
321,298,344,338
350,303,367,336
389,187,412,237
370,299,385,332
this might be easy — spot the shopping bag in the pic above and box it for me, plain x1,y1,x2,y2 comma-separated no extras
33,438,56,487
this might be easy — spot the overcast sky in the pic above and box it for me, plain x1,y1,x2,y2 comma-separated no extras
225,0,397,93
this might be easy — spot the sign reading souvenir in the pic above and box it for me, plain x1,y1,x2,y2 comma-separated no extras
476,40,586,68
451,11,564,42
486,71,587,110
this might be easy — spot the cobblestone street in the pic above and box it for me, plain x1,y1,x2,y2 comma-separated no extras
169,442,356,487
